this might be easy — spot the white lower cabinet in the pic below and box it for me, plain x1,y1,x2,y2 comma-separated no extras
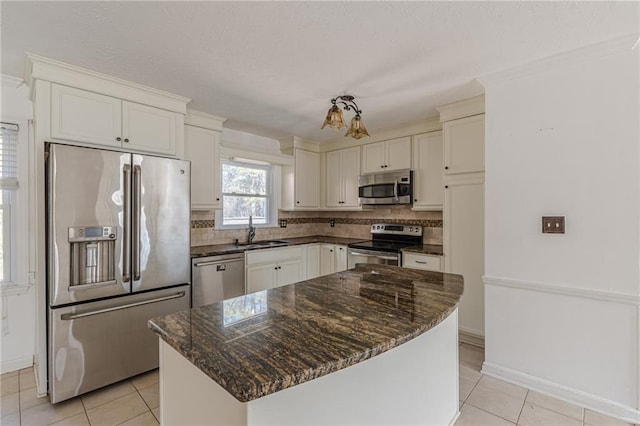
245,246,304,294
306,244,321,279
402,252,442,272
319,244,347,276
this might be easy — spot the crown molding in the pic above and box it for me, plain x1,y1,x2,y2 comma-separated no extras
185,109,227,131
320,116,442,153
478,33,639,87
24,53,191,114
436,95,485,123
279,136,321,154
1,74,25,88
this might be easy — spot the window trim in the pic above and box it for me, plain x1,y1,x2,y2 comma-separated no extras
215,159,278,230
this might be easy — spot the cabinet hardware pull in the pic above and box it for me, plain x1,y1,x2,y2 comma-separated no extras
415,260,427,264
445,185,449,189
216,198,220,201
296,201,300,204
445,166,449,170
414,199,418,202
116,137,122,142
124,138,130,143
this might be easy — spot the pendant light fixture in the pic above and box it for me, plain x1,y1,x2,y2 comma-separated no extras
321,95,370,139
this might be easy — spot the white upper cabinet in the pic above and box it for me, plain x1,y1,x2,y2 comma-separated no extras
51,84,181,156
412,131,444,211
326,146,360,208
51,84,122,148
361,137,411,174
443,114,485,175
294,149,320,208
184,125,222,210
122,101,177,156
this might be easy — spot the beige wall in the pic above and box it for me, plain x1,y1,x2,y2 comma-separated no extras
191,208,443,246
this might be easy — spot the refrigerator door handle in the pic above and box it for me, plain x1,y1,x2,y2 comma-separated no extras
133,165,142,281
60,291,186,320
122,164,132,283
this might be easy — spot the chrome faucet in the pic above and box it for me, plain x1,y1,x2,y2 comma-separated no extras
248,215,256,244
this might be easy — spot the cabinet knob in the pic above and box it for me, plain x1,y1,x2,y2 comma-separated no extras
414,199,418,202
216,198,220,201
296,201,300,204
330,250,333,252
445,166,449,170
380,165,384,168
445,185,449,189
124,138,130,143
116,137,122,142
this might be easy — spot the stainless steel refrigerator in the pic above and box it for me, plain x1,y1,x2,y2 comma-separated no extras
46,143,191,403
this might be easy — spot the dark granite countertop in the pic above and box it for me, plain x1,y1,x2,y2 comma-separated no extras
190,236,369,258
148,264,463,402
401,244,444,256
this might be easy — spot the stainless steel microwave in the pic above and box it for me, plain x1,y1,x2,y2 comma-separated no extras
358,170,413,205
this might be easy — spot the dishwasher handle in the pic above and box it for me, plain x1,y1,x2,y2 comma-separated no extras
194,258,244,268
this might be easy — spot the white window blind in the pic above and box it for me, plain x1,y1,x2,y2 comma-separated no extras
1,122,19,284
0,123,19,190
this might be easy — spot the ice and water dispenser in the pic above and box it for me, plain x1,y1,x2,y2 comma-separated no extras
68,226,117,286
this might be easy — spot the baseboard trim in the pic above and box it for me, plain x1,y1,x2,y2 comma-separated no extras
448,410,461,426
482,362,640,424
483,275,640,305
1,355,33,374
459,328,485,348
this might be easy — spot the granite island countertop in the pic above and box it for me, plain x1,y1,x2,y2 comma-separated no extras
190,236,369,257
148,264,463,402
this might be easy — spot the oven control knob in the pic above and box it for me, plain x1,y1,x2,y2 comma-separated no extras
409,227,413,232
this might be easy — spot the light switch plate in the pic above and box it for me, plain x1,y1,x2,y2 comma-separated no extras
542,216,565,234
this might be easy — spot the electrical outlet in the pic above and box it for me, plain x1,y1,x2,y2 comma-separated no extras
279,219,287,228
329,219,336,227
542,216,565,234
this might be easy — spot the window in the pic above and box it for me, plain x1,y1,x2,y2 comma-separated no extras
219,160,272,227
0,123,19,285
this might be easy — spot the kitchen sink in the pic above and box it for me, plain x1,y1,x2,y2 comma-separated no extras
235,240,289,249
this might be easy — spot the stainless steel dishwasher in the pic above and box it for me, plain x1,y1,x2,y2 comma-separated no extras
191,254,245,307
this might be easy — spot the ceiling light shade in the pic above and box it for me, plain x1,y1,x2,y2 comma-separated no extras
345,114,370,140
321,95,369,139
321,105,346,130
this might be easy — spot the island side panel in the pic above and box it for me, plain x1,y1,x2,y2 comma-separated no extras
159,340,247,426
247,309,459,426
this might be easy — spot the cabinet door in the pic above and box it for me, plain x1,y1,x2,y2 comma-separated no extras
443,114,484,175
306,244,320,279
325,150,343,207
277,259,302,287
341,147,361,207
51,84,122,147
123,101,178,156
444,179,484,337
184,126,221,210
335,245,348,272
294,149,320,208
319,244,335,276
384,137,412,171
412,132,443,210
361,142,385,174
246,263,277,294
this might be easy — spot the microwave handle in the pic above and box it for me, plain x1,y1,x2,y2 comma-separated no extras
393,178,399,201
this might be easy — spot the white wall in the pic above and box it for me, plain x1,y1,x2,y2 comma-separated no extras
481,35,640,422
0,75,36,373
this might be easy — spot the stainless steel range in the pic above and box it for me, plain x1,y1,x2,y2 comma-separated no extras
347,223,422,268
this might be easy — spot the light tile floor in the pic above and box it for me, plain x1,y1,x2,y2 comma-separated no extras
0,368,159,426
455,343,636,426
0,344,636,425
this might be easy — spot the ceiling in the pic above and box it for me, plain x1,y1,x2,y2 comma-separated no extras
1,2,637,143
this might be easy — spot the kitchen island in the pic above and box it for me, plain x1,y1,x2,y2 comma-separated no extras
149,264,464,425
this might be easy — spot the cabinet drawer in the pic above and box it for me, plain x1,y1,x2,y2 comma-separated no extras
246,246,303,266
402,253,442,272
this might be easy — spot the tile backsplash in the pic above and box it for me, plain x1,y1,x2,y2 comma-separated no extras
191,207,443,246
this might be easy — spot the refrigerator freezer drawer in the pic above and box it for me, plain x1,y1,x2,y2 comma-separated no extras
48,285,190,404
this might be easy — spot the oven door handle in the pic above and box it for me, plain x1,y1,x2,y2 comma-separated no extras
348,250,398,261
